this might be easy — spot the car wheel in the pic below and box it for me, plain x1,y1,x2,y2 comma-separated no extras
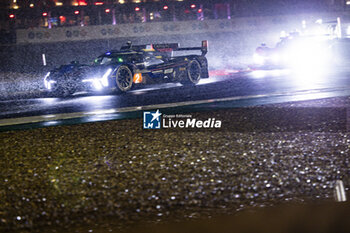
115,65,133,93
181,59,201,85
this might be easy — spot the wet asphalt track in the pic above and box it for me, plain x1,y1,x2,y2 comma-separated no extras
2,68,350,121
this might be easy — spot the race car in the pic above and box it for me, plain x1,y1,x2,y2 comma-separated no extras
252,33,332,70
44,40,209,96
253,43,280,68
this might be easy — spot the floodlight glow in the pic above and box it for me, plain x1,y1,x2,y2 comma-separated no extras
253,53,264,65
283,39,330,74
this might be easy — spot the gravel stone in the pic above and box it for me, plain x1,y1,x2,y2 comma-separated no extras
1,96,350,232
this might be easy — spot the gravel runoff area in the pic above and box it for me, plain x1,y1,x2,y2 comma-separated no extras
1,96,350,232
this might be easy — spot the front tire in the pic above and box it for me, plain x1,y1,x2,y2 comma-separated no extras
115,65,133,93
181,59,201,85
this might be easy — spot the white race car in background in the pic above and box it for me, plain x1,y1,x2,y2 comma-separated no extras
253,33,334,72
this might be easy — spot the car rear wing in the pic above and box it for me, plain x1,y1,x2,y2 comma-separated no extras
121,41,208,56
153,40,208,56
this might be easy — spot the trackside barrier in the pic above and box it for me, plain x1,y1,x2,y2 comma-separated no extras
16,12,343,44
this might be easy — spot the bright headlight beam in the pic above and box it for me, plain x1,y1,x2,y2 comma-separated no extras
101,68,112,87
44,72,51,89
253,53,264,65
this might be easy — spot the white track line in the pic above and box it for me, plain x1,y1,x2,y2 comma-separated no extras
0,87,349,127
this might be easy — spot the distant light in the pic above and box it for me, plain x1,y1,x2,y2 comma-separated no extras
9,14,15,19
197,8,202,13
105,8,110,13
78,1,87,5
119,0,125,3
42,12,48,16
74,10,80,15
135,7,140,11
29,3,34,7
73,2,79,6
13,5,19,9
190,4,196,8
105,52,111,55
95,2,103,5
163,5,168,10
56,2,63,6
118,57,123,62
346,1,350,5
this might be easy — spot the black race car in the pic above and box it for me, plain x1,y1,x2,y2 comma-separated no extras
44,40,209,96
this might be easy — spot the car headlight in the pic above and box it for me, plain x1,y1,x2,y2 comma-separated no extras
101,68,112,87
253,53,265,65
44,72,50,89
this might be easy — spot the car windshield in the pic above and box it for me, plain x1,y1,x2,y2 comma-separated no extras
94,56,113,65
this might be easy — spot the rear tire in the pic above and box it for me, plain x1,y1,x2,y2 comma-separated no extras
115,65,133,93
181,59,201,85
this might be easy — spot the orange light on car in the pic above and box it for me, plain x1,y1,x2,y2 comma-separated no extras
133,73,143,83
